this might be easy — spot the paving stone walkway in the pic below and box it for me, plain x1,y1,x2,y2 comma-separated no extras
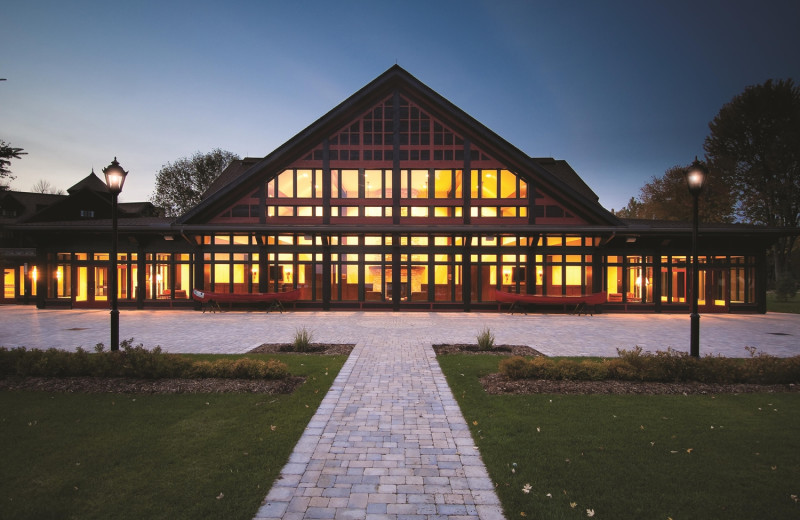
253,339,503,520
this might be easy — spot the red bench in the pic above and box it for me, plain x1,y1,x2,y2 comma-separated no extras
192,288,301,313
495,290,607,315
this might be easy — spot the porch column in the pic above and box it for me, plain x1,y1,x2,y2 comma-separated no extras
463,236,472,311
137,249,146,309
322,239,331,310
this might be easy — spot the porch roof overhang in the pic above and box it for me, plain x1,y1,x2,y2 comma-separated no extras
6,221,790,240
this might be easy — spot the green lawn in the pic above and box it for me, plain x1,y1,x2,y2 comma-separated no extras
767,292,800,314
439,354,800,520
0,353,347,520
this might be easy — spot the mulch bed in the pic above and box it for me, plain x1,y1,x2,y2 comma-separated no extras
435,343,799,395
0,376,305,394
481,373,798,395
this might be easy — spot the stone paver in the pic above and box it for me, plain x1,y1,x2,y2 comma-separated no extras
253,337,502,519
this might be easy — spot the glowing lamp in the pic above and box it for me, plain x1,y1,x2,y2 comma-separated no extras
103,157,128,195
684,158,708,196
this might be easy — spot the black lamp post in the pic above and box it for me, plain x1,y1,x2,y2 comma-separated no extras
103,157,128,351
684,158,708,357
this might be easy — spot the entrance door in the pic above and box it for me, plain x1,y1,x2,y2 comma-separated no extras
73,264,110,308
699,268,729,312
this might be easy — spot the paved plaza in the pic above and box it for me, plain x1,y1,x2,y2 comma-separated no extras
1,307,798,519
0,306,798,358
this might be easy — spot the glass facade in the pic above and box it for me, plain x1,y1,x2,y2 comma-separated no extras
0,71,771,314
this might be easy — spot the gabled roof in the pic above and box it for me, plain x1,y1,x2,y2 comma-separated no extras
9,171,162,223
0,190,66,223
178,65,622,226
67,171,108,194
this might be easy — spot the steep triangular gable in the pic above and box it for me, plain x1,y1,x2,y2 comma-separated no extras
178,65,620,227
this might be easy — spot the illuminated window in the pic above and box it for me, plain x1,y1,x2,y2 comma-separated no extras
339,170,359,198
434,170,453,198
296,170,314,198
410,170,428,198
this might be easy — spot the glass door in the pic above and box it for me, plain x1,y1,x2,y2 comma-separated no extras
700,267,728,312
94,267,109,302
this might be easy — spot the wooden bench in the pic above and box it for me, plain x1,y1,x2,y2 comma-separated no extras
191,288,301,313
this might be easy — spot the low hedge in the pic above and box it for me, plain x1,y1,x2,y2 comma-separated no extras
498,347,800,385
0,341,289,380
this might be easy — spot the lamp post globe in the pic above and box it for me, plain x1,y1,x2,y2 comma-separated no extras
102,157,128,351
685,158,708,357
103,157,128,194
685,158,708,196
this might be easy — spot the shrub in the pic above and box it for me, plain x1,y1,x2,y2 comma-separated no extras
476,326,495,351
117,341,192,379
188,358,288,380
556,359,609,381
498,356,531,379
498,347,800,385
293,327,314,352
0,343,289,380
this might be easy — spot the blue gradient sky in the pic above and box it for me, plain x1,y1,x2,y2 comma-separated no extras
2,0,799,212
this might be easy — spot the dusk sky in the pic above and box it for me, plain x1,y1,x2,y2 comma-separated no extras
2,0,799,212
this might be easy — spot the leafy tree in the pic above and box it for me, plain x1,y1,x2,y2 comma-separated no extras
0,140,26,184
150,149,239,217
613,197,646,219
31,179,65,195
704,79,800,279
615,165,735,222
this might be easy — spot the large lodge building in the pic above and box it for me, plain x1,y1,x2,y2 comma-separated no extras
0,66,782,313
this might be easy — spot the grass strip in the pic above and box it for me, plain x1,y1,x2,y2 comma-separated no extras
0,353,347,520
439,354,800,520
767,292,800,314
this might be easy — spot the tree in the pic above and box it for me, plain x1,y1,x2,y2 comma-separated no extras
704,79,800,280
614,164,735,222
150,149,239,217
0,140,26,184
31,179,65,195
613,197,646,219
